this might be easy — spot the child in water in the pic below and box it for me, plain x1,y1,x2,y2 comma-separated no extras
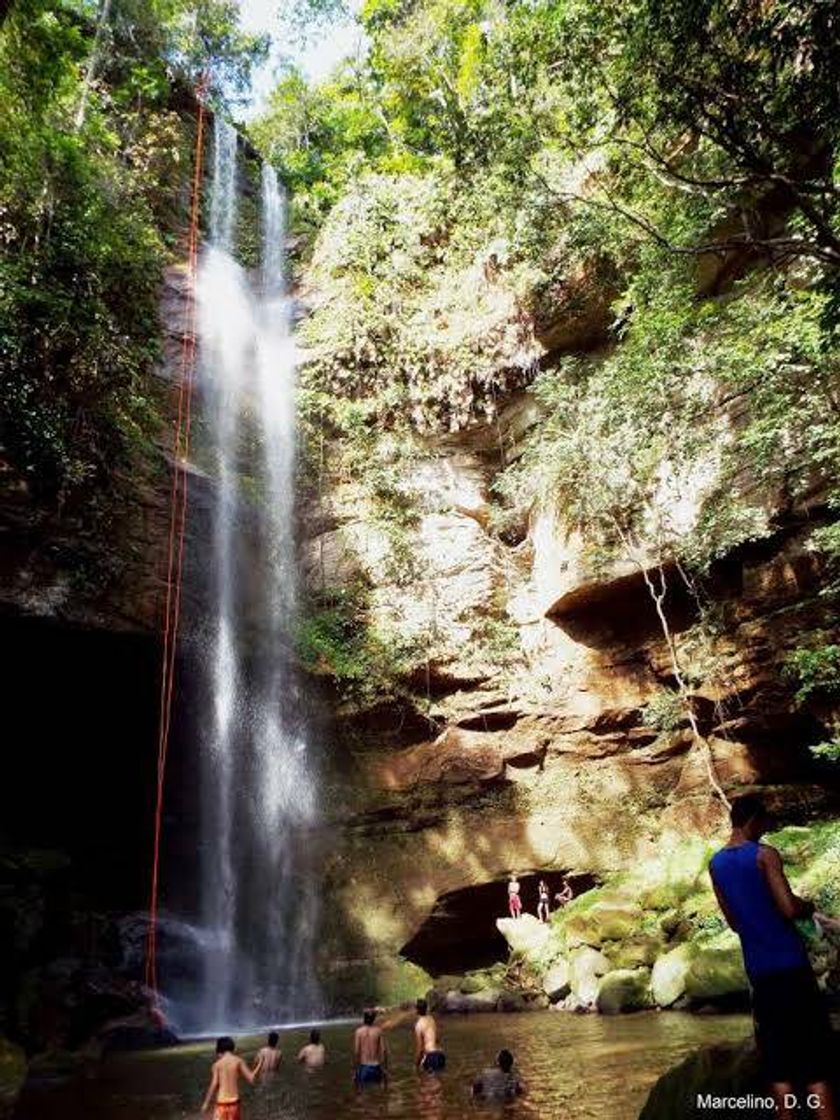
202,1037,255,1119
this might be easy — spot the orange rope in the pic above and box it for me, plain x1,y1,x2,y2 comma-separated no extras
145,84,208,1003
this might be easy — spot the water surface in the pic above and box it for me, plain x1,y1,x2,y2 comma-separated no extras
15,1011,751,1120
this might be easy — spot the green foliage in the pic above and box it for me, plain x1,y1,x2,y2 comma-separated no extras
642,689,685,733
0,0,263,500
785,641,840,704
255,0,840,556
295,583,427,706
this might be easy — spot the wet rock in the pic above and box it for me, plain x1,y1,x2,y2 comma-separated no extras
569,947,611,1006
684,933,749,1001
542,959,571,1002
639,1033,840,1120
438,987,501,1013
496,915,552,959
97,1010,178,1052
595,968,652,1014
650,944,694,1008
564,900,643,947
606,933,664,969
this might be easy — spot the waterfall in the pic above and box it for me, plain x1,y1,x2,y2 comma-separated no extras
180,116,320,1031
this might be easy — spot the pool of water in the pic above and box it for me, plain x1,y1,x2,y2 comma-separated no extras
14,1011,752,1120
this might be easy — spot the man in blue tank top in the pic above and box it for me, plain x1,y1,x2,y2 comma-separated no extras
709,794,836,1119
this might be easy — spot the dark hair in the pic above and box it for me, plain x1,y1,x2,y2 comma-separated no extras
310,1029,321,1044
268,1031,279,1047
498,1049,514,1073
216,1036,235,1054
730,794,767,828
416,998,428,1015
363,1009,376,1026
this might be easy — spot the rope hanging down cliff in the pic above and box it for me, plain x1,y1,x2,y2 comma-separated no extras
145,82,208,1003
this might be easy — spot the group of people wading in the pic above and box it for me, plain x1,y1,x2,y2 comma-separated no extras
202,793,838,1120
201,1000,524,1117
507,872,572,921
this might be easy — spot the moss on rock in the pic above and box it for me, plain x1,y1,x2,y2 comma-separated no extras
596,968,653,1014
492,824,840,1013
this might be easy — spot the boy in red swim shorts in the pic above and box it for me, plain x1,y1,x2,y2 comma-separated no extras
202,1036,255,1119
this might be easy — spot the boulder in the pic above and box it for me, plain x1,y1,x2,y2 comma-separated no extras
0,1038,26,1120
97,1009,179,1052
564,901,643,947
542,959,571,1002
606,932,664,969
438,987,500,1013
496,915,552,959
637,1036,840,1120
651,944,694,1008
497,989,538,1013
569,947,611,1006
596,968,652,1014
684,934,749,1001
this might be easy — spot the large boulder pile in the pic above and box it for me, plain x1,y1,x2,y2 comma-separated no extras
491,824,840,1014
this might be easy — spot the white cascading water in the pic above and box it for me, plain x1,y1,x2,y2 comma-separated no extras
186,116,320,1030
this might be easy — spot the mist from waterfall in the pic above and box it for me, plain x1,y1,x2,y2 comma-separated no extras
178,116,320,1031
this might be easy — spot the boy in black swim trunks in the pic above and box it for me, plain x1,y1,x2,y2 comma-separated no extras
415,999,446,1072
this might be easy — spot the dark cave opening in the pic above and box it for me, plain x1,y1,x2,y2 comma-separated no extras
399,871,599,976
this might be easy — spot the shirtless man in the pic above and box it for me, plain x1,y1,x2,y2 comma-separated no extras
414,998,446,1072
353,1009,388,1086
201,1037,255,1119
298,1028,326,1067
253,1031,282,1078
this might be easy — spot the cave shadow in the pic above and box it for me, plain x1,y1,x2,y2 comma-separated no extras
399,870,599,976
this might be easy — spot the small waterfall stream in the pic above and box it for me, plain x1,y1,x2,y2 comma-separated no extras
180,117,320,1031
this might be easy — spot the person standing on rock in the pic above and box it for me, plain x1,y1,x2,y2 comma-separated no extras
508,872,522,919
201,1036,255,1119
709,794,836,1120
414,998,446,1072
537,879,551,922
353,1009,388,1087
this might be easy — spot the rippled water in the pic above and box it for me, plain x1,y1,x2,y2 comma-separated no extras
15,1011,751,1120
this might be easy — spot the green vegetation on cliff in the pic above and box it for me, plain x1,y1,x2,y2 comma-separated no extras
0,0,266,501
256,0,840,720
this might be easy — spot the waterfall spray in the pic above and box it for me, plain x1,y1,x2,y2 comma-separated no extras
178,116,320,1031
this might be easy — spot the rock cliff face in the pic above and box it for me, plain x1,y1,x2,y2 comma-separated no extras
1,243,838,1027
301,383,840,1005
